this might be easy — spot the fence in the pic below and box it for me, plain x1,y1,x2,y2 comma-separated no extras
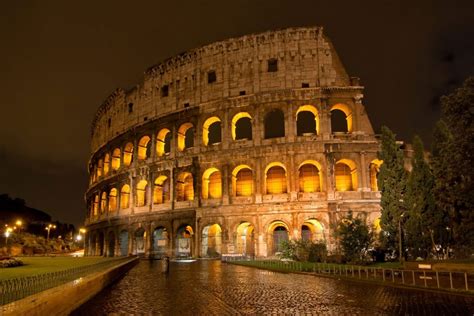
0,256,136,306
231,260,474,293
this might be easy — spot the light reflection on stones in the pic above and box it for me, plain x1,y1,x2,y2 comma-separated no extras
73,260,474,315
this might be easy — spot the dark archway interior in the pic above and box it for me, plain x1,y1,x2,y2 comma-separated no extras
235,117,252,140
208,122,222,144
331,110,347,132
265,110,285,139
297,111,316,135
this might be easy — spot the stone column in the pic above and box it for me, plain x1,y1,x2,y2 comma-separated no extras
360,151,368,191
287,102,296,143
222,164,230,205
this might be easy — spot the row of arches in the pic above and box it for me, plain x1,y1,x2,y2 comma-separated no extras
89,159,383,217
89,219,328,258
91,104,354,183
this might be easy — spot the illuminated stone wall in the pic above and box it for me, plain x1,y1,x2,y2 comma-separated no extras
85,27,382,258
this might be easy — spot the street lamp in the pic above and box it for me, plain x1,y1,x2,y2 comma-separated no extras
78,228,86,249
45,224,56,241
4,227,13,252
398,213,405,264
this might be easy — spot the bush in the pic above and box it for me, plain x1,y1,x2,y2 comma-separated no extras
279,239,327,262
0,257,24,268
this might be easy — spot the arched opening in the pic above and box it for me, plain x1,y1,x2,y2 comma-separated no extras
120,184,130,209
201,224,222,257
370,159,383,191
232,112,252,140
156,128,172,156
152,227,169,258
203,116,222,146
177,123,194,151
93,194,99,216
100,192,107,214
265,163,287,194
97,232,104,256
269,221,289,255
138,136,151,160
136,180,148,207
335,159,358,191
202,168,222,199
236,222,255,257
264,109,285,139
119,230,129,256
296,105,319,135
176,172,194,201
108,188,118,212
298,161,322,192
232,165,253,197
176,225,193,258
97,159,103,179
134,227,146,256
153,175,170,204
301,219,325,241
107,231,115,257
123,142,134,166
103,154,110,175
111,148,121,170
330,104,353,133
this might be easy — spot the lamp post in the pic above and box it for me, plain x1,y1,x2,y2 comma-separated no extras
45,224,56,241
15,220,23,233
4,227,13,254
398,213,405,264
76,228,87,250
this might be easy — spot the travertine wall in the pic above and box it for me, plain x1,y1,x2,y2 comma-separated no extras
85,27,381,259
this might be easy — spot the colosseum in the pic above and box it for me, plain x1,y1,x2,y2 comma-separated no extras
85,26,383,259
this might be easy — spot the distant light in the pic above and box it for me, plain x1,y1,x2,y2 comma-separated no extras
76,234,82,241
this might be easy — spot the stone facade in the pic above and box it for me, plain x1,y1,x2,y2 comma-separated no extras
85,26,382,259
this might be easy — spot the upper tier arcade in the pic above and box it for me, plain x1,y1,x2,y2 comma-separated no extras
90,26,364,155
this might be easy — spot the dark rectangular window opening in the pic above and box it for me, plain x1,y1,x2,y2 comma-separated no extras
302,83,310,88
184,103,190,108
207,71,216,84
239,90,246,96
161,85,169,97
128,103,134,114
144,116,148,121
107,118,111,128
267,58,278,72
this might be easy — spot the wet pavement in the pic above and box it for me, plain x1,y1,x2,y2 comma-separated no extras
73,260,474,315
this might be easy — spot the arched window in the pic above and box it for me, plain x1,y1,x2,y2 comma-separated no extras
103,154,110,175
177,123,194,151
123,143,133,166
112,148,121,170
299,163,321,192
202,168,222,199
232,165,253,197
120,184,130,209
153,175,170,204
108,188,118,212
97,159,103,178
203,116,222,146
156,128,172,156
136,180,148,206
177,172,194,201
370,159,383,191
232,112,252,140
93,194,99,216
264,109,285,139
296,105,319,135
266,164,287,194
330,104,352,133
100,192,107,213
138,136,151,160
335,159,358,191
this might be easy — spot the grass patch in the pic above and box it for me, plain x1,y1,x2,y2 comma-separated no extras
0,257,115,280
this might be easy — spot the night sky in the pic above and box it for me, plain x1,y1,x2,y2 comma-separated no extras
0,0,473,227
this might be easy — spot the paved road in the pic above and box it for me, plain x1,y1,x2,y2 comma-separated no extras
73,260,474,315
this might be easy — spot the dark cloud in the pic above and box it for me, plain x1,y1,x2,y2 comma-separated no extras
0,0,473,227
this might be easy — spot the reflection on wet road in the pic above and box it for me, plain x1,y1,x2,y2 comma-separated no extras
74,260,474,315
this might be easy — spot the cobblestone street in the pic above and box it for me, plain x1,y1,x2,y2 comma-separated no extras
74,260,474,315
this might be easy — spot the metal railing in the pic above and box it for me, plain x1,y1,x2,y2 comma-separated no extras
231,260,474,293
0,256,136,306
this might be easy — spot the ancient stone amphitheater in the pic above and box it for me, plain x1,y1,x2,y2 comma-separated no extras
85,26,382,259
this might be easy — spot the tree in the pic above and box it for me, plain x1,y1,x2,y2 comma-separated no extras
404,136,440,259
377,126,407,257
335,211,373,263
432,77,474,257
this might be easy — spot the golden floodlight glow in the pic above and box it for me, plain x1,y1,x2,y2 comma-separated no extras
111,148,121,170
370,159,383,191
103,153,110,175
108,188,118,212
298,160,322,193
202,116,221,146
153,175,169,204
330,103,353,132
100,192,107,213
232,165,253,197
296,105,320,135
177,122,194,151
136,180,148,207
138,136,151,160
177,172,194,201
202,168,222,199
335,159,357,191
265,162,287,194
156,128,171,156
120,184,130,209
123,143,134,166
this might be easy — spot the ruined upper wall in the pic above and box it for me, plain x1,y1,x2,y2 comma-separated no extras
90,27,352,153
